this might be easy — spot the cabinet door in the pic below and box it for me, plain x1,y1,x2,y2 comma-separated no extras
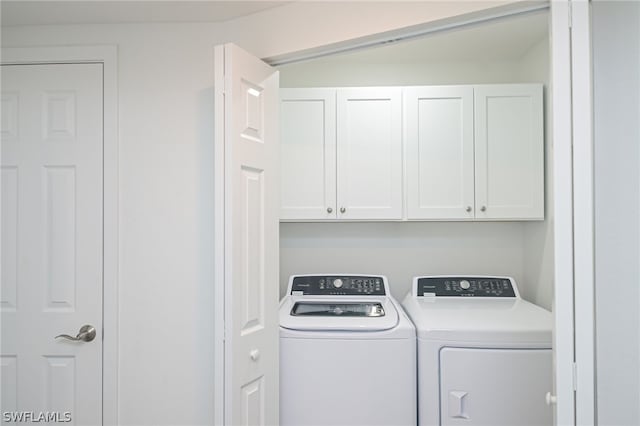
474,84,544,220
336,88,402,220
405,86,474,219
280,89,336,220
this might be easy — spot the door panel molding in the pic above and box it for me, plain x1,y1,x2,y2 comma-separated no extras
2,45,119,426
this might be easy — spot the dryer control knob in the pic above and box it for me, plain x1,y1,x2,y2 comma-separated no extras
460,280,471,290
333,279,344,288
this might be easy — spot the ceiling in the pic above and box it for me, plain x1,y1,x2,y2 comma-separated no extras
1,1,288,27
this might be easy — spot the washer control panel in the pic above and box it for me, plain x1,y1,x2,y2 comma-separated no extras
290,275,386,296
416,276,516,297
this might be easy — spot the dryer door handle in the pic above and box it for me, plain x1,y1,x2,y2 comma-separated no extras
449,391,469,419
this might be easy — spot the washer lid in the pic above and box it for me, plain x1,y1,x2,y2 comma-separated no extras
401,296,552,344
279,297,399,331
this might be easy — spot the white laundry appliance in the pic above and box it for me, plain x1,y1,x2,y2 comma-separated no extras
280,274,416,426
402,276,552,426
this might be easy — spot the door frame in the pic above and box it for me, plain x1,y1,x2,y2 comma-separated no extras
567,1,596,424
549,1,577,424
213,45,225,426
1,45,119,426
213,1,583,423
273,5,575,425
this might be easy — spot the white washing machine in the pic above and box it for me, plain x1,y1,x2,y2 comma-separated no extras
280,274,416,426
402,276,553,426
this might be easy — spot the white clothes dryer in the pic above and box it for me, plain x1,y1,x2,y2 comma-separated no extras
402,276,552,426
280,274,416,426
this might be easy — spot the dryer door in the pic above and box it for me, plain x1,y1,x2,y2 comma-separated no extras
439,347,552,426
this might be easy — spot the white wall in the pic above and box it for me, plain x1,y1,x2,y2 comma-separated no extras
519,37,554,309
281,59,525,87
592,1,640,424
2,23,223,426
1,2,517,424
281,222,525,300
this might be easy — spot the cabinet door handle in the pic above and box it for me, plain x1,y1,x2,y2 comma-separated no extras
327,207,333,213
340,207,346,214
465,206,472,212
480,206,487,212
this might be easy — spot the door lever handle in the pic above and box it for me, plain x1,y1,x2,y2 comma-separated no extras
55,325,96,342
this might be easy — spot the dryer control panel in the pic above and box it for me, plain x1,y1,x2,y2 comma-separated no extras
416,276,517,297
290,275,386,296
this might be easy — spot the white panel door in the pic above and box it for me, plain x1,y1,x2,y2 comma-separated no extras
405,86,474,220
1,63,103,425
280,89,336,220
336,88,402,220
214,44,279,426
440,348,552,426
474,84,544,220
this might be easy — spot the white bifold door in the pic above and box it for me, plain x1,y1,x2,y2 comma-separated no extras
1,63,103,425
214,44,280,426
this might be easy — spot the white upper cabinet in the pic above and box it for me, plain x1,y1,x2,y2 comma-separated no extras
280,84,544,221
337,88,403,220
405,84,544,220
405,86,475,219
280,87,402,221
280,89,336,220
474,84,544,220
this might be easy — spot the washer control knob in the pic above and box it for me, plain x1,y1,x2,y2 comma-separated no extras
333,278,344,288
460,280,471,290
